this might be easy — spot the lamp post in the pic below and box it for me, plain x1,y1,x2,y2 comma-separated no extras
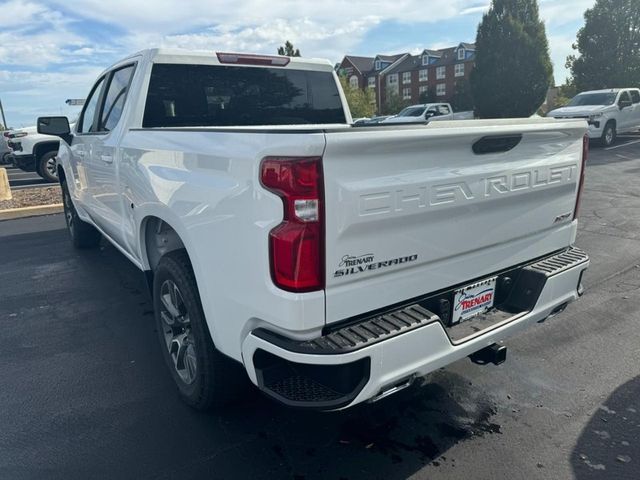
0,98,7,130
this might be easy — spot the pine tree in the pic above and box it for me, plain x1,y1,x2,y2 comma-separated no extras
470,0,553,118
567,0,640,91
277,41,301,57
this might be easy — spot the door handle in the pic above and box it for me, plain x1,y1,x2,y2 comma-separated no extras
101,155,114,164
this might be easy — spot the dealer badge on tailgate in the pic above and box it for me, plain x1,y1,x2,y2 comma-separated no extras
452,277,497,325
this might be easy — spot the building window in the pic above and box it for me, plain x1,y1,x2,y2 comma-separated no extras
419,85,429,95
454,63,464,77
436,66,446,80
387,74,398,86
368,77,376,88
422,55,429,66
458,48,465,60
402,87,411,100
349,75,359,88
375,60,381,70
436,83,446,96
402,72,411,84
419,69,428,82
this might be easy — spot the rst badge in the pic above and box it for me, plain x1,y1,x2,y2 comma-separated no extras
452,277,497,324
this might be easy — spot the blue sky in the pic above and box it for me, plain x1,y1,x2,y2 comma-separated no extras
0,0,594,127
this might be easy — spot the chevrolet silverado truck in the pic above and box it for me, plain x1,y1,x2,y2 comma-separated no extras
38,49,590,411
547,88,640,147
7,125,62,182
382,102,474,124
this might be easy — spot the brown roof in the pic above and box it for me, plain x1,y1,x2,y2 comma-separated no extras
343,55,375,74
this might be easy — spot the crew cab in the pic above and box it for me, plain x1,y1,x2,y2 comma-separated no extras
6,125,63,182
547,88,640,147
39,49,589,411
382,103,473,124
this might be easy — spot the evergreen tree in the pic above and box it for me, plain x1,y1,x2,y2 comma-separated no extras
451,79,475,111
277,41,301,57
470,0,553,118
567,0,640,91
419,86,437,104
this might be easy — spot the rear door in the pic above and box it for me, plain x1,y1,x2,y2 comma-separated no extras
617,90,634,131
322,120,586,323
629,90,640,128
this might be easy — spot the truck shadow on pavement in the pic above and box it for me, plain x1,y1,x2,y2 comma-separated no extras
0,226,503,480
571,376,640,479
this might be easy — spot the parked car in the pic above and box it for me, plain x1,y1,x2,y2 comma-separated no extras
1,131,12,165
7,125,62,182
39,49,589,411
353,115,391,125
547,88,640,147
382,103,473,124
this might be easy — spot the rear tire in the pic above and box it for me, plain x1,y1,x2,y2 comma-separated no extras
600,121,616,147
153,250,245,410
61,179,101,249
38,151,59,183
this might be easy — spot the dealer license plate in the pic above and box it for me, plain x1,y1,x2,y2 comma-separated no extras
452,277,497,325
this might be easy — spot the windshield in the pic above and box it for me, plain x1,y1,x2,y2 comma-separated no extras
397,106,426,117
567,92,617,107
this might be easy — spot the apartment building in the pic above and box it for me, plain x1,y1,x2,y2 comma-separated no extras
338,43,476,113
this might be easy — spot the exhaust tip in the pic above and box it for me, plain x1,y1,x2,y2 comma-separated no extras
470,343,507,366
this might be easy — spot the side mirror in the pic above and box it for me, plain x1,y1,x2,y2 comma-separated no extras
425,111,435,118
37,116,72,143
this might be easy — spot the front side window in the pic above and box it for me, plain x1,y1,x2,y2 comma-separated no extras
631,90,640,104
618,91,631,106
78,76,105,133
436,66,446,79
438,104,451,115
100,65,136,132
143,64,346,127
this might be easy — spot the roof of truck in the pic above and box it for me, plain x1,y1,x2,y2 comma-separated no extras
106,48,335,73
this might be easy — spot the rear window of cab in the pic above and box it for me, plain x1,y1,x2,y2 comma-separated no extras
143,63,346,128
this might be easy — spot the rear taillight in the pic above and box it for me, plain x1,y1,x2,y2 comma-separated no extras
261,157,324,292
573,134,589,220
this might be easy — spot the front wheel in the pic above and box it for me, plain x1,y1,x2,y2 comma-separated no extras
61,179,101,249
600,122,616,147
153,250,245,410
38,151,59,182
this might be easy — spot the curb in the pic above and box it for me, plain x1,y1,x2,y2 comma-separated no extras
0,203,63,221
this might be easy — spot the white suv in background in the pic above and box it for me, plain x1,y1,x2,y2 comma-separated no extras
547,88,640,146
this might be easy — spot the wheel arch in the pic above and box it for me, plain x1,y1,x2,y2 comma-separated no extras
33,141,59,162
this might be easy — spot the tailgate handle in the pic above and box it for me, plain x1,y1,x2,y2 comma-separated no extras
472,134,522,154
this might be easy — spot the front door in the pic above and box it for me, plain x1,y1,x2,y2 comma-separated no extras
84,64,137,245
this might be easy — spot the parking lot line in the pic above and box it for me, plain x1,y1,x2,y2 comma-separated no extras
604,138,640,150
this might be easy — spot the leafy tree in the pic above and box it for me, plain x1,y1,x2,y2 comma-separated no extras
451,79,475,111
470,0,553,118
566,0,640,91
277,41,301,57
339,77,376,118
382,88,408,115
419,86,437,104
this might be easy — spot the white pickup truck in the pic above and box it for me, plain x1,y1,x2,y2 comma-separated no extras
7,126,62,182
547,88,640,147
39,49,589,411
382,103,474,124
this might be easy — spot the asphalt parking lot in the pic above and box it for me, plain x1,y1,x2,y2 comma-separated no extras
5,165,49,190
1,134,639,480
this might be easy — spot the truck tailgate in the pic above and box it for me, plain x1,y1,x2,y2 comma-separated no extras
322,119,586,324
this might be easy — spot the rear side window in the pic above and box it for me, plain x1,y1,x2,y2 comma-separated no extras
631,90,640,104
143,64,346,127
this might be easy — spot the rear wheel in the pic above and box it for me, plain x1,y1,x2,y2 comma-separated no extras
38,151,59,182
153,250,245,410
600,122,616,147
61,179,101,249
